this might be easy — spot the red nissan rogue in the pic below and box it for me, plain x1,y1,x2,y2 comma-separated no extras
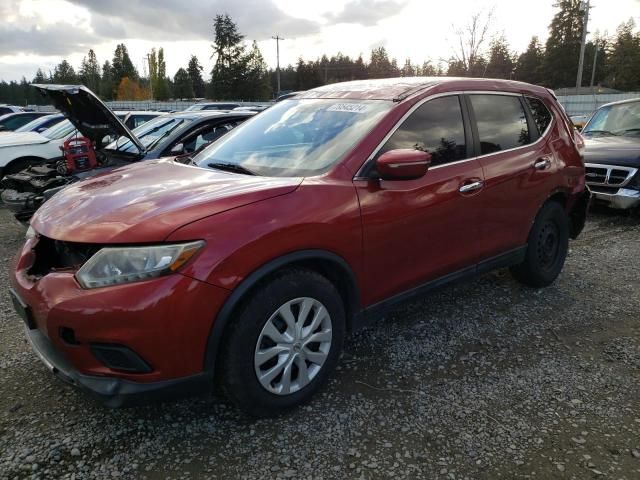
10,78,589,417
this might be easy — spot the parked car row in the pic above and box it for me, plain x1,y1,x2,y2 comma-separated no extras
6,77,593,418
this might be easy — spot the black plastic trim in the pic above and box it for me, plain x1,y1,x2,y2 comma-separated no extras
356,246,527,323
203,249,360,373
90,343,153,373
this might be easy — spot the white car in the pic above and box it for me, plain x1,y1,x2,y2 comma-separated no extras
0,119,76,178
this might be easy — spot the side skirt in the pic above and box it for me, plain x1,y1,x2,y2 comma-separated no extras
351,246,527,331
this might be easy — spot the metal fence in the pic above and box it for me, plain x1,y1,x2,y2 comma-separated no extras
27,92,640,117
555,92,640,116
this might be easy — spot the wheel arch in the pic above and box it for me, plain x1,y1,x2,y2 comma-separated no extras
542,188,590,239
2,156,48,176
203,249,361,373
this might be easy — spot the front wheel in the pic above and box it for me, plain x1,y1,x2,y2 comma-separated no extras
510,201,569,287
220,269,345,417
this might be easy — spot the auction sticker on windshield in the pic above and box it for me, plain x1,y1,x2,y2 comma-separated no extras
327,103,369,113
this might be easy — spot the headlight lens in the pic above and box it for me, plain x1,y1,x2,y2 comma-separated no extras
75,241,204,289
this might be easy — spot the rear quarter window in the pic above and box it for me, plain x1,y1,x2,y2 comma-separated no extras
525,96,553,135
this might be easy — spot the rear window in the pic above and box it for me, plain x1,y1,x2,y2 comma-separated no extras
526,96,553,135
469,95,530,155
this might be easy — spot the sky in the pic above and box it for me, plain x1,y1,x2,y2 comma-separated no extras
0,0,639,82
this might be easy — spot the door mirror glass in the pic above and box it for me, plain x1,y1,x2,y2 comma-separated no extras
376,149,431,180
170,143,185,155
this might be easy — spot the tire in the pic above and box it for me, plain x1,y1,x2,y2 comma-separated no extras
510,201,569,287
220,268,345,417
3,157,42,177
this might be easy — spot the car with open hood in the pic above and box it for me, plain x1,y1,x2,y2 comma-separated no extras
1,84,252,222
582,98,640,210
10,77,589,417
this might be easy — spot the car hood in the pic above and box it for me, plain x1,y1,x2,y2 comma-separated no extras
31,159,302,243
32,84,144,152
583,135,640,168
0,131,50,148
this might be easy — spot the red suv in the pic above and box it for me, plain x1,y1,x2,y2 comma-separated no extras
10,78,589,417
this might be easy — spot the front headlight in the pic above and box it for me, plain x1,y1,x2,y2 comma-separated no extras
75,241,204,289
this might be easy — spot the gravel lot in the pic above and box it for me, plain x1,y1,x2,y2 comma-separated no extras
1,206,639,480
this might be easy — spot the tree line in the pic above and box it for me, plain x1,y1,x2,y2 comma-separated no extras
1,0,639,106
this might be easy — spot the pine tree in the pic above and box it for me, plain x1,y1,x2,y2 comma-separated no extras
187,55,206,98
79,49,101,93
543,0,584,88
100,60,114,100
515,36,544,84
606,19,640,91
173,68,194,98
52,60,77,83
241,41,271,100
154,48,171,100
112,43,138,88
485,36,515,79
210,14,246,99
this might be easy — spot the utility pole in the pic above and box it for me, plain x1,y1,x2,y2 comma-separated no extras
146,53,154,100
576,0,590,90
272,35,284,97
590,41,599,88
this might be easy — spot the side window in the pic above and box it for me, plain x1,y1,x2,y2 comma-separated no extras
180,122,239,154
377,95,467,167
469,95,530,155
525,96,553,135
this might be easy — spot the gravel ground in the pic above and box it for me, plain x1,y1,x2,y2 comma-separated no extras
1,206,639,480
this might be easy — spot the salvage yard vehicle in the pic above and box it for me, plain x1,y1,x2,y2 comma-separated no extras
0,112,51,132
185,101,241,111
0,104,24,115
10,113,65,134
582,97,640,210
10,77,589,417
1,85,253,222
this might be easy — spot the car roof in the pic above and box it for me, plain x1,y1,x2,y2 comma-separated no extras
298,76,550,101
597,97,640,109
169,110,255,120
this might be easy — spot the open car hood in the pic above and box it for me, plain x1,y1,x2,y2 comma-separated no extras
32,84,145,152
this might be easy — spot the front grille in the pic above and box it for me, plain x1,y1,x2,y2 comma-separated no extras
28,235,101,278
585,164,637,187
589,185,620,194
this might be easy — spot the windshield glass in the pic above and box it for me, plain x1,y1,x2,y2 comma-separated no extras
194,99,392,177
15,116,47,132
583,101,640,136
106,116,192,153
42,119,75,140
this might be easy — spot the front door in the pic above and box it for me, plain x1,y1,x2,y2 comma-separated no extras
355,95,487,307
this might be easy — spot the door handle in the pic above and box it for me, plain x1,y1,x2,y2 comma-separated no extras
459,180,484,193
534,157,552,170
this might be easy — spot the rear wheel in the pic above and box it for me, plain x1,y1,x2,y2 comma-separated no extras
510,201,569,287
220,269,345,417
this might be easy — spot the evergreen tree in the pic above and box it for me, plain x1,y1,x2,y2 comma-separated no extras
485,36,515,79
187,55,206,98
368,47,397,78
79,49,101,93
154,48,171,100
33,68,47,84
52,60,77,83
515,36,544,84
210,13,246,99
148,48,158,97
173,68,194,98
112,43,138,88
100,60,114,100
543,0,584,88
242,41,271,100
606,19,640,91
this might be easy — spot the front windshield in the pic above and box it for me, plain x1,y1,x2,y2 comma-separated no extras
583,101,640,136
106,116,192,153
194,99,392,176
42,119,75,140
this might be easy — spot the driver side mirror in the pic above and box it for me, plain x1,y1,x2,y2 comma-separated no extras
170,143,185,155
376,149,431,180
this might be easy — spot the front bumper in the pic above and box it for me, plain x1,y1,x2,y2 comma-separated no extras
24,325,210,407
11,239,231,406
590,187,640,209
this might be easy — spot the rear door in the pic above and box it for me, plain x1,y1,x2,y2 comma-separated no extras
355,94,487,306
466,93,556,258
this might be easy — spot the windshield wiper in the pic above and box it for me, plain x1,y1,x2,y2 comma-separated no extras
617,128,640,135
207,162,257,176
583,129,617,136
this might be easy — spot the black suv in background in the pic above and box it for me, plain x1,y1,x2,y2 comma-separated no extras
582,98,640,210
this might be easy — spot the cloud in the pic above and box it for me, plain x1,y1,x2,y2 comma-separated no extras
66,0,322,41
326,0,408,26
0,23,99,56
